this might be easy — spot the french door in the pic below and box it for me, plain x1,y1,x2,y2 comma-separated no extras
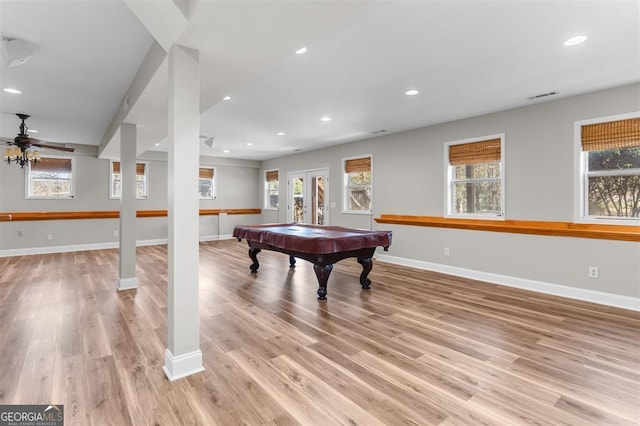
288,169,329,225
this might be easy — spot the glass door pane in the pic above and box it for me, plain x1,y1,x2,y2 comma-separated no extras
311,175,325,225
289,169,329,224
292,175,304,223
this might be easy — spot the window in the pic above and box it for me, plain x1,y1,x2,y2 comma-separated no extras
27,156,75,199
445,135,504,218
199,167,216,199
577,114,640,222
265,169,279,209
110,161,148,199
343,155,372,213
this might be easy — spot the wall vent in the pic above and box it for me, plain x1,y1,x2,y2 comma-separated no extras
528,91,557,100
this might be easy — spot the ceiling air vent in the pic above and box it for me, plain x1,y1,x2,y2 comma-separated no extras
528,91,558,100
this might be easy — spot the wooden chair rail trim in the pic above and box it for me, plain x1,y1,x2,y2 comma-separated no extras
374,214,640,242
0,208,262,222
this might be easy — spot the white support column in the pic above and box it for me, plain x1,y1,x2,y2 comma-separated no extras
163,44,204,381
117,122,138,291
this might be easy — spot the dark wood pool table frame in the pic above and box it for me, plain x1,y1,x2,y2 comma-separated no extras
233,224,392,300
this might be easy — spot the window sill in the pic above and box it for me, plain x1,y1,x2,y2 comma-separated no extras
26,196,75,200
342,210,373,215
374,214,640,242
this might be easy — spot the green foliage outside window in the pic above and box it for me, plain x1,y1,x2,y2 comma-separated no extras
587,147,640,218
453,163,501,214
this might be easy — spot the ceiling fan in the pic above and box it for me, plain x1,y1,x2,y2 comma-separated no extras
2,113,75,167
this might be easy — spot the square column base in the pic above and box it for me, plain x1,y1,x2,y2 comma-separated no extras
117,277,137,291
163,348,204,381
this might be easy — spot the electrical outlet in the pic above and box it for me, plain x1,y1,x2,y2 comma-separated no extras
47,234,53,240
17,230,23,237
588,266,599,279
444,247,450,257
113,230,119,237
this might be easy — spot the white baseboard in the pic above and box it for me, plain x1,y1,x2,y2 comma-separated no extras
0,241,120,257
199,234,234,242
0,236,239,257
162,349,205,381
117,277,138,291
376,254,640,312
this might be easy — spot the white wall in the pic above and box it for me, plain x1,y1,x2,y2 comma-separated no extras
260,83,640,303
0,152,260,253
1,84,637,306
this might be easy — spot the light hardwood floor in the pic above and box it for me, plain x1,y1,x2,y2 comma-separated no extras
0,240,638,425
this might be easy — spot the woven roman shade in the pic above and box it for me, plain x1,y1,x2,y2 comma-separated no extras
31,157,72,174
265,170,278,182
199,168,214,179
449,139,501,166
581,117,640,152
112,162,146,175
345,157,371,173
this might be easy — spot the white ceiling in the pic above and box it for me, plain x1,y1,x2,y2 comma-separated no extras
1,0,639,161
0,0,153,145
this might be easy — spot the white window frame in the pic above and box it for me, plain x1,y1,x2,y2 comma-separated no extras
574,111,640,225
264,169,279,210
109,160,148,200
25,155,76,199
444,133,505,220
199,166,216,200
342,154,373,215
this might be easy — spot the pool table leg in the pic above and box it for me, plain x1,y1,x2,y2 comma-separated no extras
313,263,333,300
357,257,373,289
248,248,261,273
289,256,296,268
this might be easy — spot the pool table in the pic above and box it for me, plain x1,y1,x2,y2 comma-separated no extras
233,223,392,300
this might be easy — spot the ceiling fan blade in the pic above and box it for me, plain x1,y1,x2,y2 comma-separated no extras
29,141,75,152
0,137,15,144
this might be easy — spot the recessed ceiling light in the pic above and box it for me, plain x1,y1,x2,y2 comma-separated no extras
3,87,21,94
277,132,286,136
405,89,419,96
321,116,332,122
246,142,253,146
154,143,160,146
564,35,588,46
27,129,38,133
223,95,231,101
295,47,307,55
223,149,230,153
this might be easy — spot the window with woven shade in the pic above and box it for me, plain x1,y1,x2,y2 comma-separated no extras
110,160,148,199
577,114,640,221
343,155,372,212
264,169,279,209
199,167,216,199
445,134,505,218
27,155,75,199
